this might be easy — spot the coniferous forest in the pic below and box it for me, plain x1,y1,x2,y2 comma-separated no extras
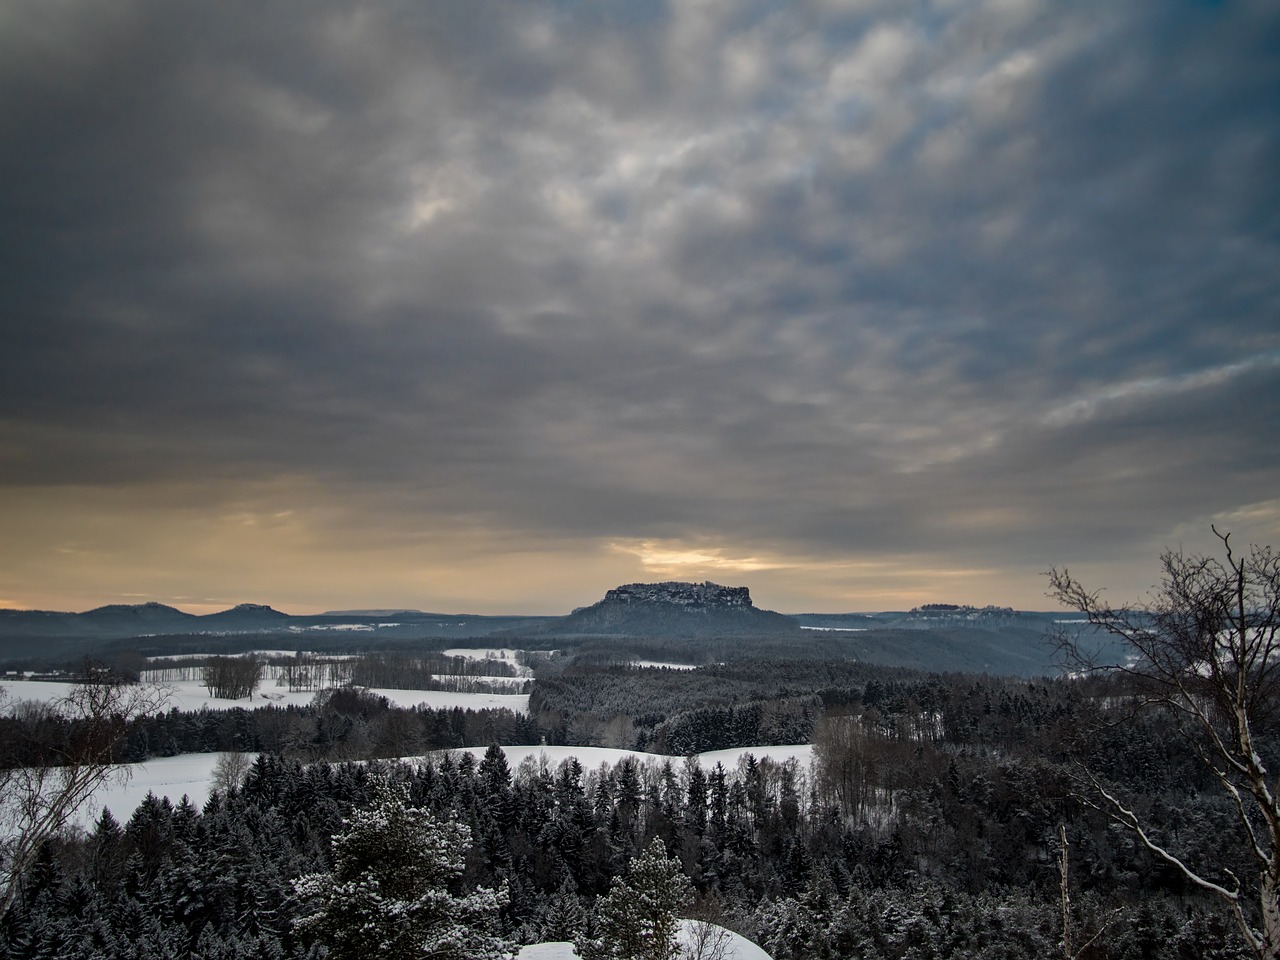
0,657,1260,959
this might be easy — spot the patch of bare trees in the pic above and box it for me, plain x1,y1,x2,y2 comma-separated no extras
203,655,263,700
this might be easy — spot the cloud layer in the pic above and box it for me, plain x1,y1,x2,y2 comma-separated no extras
2,0,1278,613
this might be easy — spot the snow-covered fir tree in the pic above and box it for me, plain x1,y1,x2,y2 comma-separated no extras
293,776,511,960
577,837,692,960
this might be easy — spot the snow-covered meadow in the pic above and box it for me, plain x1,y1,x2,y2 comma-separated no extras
0,677,530,715
77,753,243,828
74,743,813,834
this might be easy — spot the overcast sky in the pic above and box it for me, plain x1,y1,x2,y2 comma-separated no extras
1,0,1277,616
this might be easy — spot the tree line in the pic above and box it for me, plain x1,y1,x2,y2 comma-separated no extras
0,740,1249,959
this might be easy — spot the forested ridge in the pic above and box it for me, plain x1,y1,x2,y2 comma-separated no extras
0,659,1260,959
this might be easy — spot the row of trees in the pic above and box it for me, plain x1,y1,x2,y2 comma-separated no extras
0,745,1252,959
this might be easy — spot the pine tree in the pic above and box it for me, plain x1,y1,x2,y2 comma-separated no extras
293,777,510,960
577,838,692,960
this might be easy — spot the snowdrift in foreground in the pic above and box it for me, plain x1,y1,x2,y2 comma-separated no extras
516,919,773,959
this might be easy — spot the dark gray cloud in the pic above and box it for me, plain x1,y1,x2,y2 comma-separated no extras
1,0,1278,612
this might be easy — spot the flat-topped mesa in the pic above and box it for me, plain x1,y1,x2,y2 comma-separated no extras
601,581,754,611
539,580,797,638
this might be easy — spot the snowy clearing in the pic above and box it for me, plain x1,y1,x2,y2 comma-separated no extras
515,920,773,959
372,687,528,712
632,660,700,670
0,679,528,715
696,744,813,769
63,744,812,835
146,649,322,662
441,647,533,677
441,647,523,661
78,753,251,830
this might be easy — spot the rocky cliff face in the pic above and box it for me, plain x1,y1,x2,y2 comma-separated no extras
600,581,754,611
545,581,798,638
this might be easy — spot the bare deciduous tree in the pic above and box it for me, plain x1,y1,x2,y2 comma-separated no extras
0,671,167,920
211,751,253,795
1048,527,1280,959
682,918,733,960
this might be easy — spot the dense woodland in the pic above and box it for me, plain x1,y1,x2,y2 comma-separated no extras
0,648,1262,958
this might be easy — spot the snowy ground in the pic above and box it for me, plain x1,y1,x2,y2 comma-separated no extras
695,744,813,768
71,753,246,830
441,648,534,677
368,687,529,712
71,744,812,834
631,659,700,670
146,649,314,661
448,744,813,773
515,920,773,959
0,678,529,715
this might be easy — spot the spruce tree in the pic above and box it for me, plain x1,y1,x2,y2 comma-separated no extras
293,777,510,960
578,838,691,960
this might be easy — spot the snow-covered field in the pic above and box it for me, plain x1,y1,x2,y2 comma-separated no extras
696,744,813,768
369,687,529,712
441,647,534,677
516,920,773,959
0,679,529,715
72,744,812,834
72,753,246,829
631,659,700,670
146,649,313,662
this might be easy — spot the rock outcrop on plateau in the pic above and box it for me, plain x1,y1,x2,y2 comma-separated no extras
544,581,800,638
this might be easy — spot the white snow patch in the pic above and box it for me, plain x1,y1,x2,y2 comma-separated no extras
372,688,529,713
0,679,528,715
440,647,534,677
441,647,522,660
515,922,773,959
146,650,332,662
516,944,577,960
80,753,256,830
47,744,806,841
697,744,813,769
288,623,374,632
678,921,774,960
0,680,84,709
632,660,699,670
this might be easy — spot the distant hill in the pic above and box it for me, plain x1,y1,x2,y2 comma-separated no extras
0,591,1107,677
0,603,552,660
522,581,805,638
322,608,428,617
199,603,292,627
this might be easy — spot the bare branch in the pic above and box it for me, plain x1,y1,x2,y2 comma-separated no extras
0,669,168,921
1048,531,1280,960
